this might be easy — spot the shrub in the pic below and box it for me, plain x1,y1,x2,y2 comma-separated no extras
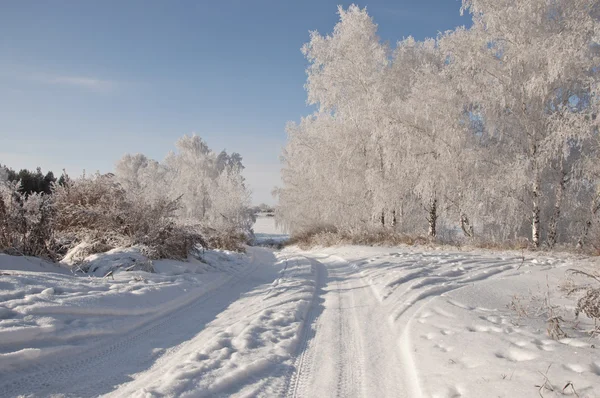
1,134,254,264
202,227,249,252
0,181,56,259
53,173,207,260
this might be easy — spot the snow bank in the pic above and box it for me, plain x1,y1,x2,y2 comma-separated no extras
0,248,247,374
0,254,70,273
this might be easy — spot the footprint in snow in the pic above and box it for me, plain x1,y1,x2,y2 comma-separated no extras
433,385,464,398
559,338,589,348
590,361,600,375
466,324,504,333
478,314,503,324
494,347,538,362
530,338,556,352
434,343,454,353
432,306,457,319
563,363,588,373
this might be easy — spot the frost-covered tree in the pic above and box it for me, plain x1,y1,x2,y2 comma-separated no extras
0,166,7,184
279,5,391,234
455,0,600,246
0,179,55,258
116,134,253,236
278,2,600,249
0,134,252,260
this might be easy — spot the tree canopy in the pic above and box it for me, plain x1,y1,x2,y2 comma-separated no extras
277,1,600,249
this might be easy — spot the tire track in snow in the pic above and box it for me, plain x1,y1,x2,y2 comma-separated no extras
283,250,547,398
335,279,347,396
102,249,319,398
285,254,404,398
334,275,365,398
285,256,325,398
0,257,263,398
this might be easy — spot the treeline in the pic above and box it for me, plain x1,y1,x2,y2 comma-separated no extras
0,135,253,262
0,165,63,195
252,203,276,214
277,1,600,250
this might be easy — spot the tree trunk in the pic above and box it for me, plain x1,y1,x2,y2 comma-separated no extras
577,221,592,249
532,180,541,248
392,210,397,229
427,198,437,238
0,196,6,245
547,169,567,249
380,209,385,227
460,213,474,238
577,195,600,248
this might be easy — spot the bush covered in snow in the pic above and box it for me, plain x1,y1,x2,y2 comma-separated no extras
0,135,253,264
52,172,207,260
0,180,56,259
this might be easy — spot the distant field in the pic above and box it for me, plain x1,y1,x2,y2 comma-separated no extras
253,215,288,246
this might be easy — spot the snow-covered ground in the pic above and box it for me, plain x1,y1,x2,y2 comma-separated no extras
284,246,600,398
0,247,316,397
0,236,599,396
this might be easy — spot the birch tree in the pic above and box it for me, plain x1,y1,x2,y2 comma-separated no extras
458,0,600,246
278,2,600,249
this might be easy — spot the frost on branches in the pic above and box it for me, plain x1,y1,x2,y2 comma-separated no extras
277,1,600,249
0,135,253,261
116,134,254,248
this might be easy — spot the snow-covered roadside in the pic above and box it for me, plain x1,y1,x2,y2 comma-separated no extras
304,245,600,397
110,252,319,397
0,249,246,375
0,246,320,397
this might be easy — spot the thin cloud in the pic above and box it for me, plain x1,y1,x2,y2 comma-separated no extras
28,73,117,93
49,75,115,92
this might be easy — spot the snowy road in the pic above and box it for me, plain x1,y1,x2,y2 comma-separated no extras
0,249,277,397
1,242,600,397
286,254,408,398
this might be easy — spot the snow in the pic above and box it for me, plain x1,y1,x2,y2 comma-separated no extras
110,250,317,397
0,249,246,378
0,243,599,397
285,246,600,398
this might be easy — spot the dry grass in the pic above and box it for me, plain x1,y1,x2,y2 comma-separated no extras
286,226,429,250
471,237,531,251
203,228,249,252
286,226,600,263
286,226,539,253
565,269,600,336
507,291,568,340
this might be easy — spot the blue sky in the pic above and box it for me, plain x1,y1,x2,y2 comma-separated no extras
0,0,469,205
